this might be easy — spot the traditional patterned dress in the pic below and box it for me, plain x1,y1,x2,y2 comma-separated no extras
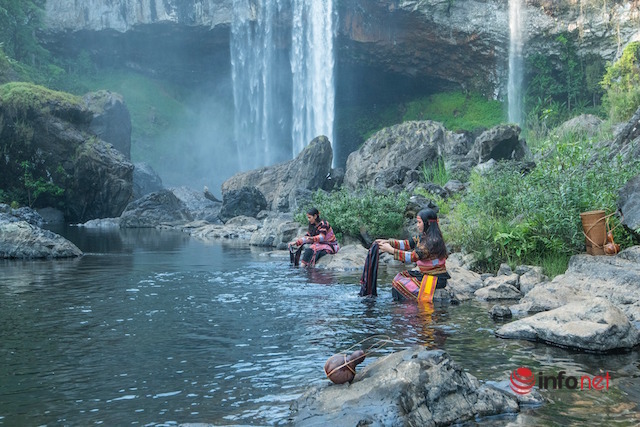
298,219,340,267
389,236,449,303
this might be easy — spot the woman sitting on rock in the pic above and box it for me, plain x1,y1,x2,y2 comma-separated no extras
377,208,450,302
289,208,340,267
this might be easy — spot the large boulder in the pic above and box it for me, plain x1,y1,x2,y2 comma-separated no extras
0,83,134,222
221,136,333,212
618,175,640,233
468,124,529,164
70,139,134,222
555,114,604,139
249,214,300,249
343,121,466,190
220,187,268,221
120,189,193,228
171,186,221,223
83,90,132,159
509,247,640,322
291,347,520,426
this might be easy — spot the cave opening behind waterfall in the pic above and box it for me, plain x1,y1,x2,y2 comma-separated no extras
334,61,457,168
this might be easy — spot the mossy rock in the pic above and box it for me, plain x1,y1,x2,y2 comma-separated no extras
0,82,84,121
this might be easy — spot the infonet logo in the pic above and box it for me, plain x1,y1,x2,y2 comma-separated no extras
510,367,611,394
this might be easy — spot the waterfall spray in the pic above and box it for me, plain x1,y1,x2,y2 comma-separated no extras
508,0,524,125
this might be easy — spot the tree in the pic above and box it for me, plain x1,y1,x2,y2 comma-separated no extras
0,0,47,64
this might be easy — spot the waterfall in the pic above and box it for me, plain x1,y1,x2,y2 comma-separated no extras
508,0,524,125
231,0,288,171
230,0,335,171
291,0,335,159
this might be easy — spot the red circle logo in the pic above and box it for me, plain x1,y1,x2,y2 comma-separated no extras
510,367,535,394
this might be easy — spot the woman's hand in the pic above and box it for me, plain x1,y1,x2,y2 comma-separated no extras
379,242,393,254
375,238,388,245
289,238,305,247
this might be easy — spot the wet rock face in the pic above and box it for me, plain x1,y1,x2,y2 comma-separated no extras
84,91,132,160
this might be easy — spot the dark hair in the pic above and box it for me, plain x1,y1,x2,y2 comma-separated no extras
417,208,447,259
307,207,321,235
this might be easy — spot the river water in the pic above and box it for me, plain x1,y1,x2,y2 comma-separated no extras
1,227,639,426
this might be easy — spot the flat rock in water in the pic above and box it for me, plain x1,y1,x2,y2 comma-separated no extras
496,297,640,352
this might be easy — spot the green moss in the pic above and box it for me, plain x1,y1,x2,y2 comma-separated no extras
403,91,505,131
0,82,82,116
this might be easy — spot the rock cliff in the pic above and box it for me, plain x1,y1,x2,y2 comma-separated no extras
41,0,640,94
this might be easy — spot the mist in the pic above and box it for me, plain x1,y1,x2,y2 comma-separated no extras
144,79,239,199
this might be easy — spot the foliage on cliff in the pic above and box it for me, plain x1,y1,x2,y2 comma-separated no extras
525,33,606,134
601,41,640,122
403,92,505,131
0,1,46,63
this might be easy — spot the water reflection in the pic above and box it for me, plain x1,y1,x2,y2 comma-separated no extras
0,228,638,426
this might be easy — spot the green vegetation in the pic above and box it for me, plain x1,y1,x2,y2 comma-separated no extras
20,161,65,207
0,81,82,116
296,189,410,241
403,91,505,131
421,158,449,186
601,41,640,122
0,1,46,63
525,34,607,134
443,128,640,275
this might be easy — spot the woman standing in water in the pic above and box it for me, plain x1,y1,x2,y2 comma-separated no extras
289,208,339,267
377,208,449,302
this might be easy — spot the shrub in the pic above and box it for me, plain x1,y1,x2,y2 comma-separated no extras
444,129,640,275
20,161,65,207
296,189,410,241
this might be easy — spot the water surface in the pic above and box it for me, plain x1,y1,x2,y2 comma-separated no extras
1,227,638,426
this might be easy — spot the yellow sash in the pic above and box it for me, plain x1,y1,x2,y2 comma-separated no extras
417,275,437,303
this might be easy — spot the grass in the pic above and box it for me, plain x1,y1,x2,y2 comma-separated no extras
403,91,506,131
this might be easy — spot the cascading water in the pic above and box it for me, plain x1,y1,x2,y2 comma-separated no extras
291,0,335,159
508,0,524,126
231,0,335,171
231,0,289,171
